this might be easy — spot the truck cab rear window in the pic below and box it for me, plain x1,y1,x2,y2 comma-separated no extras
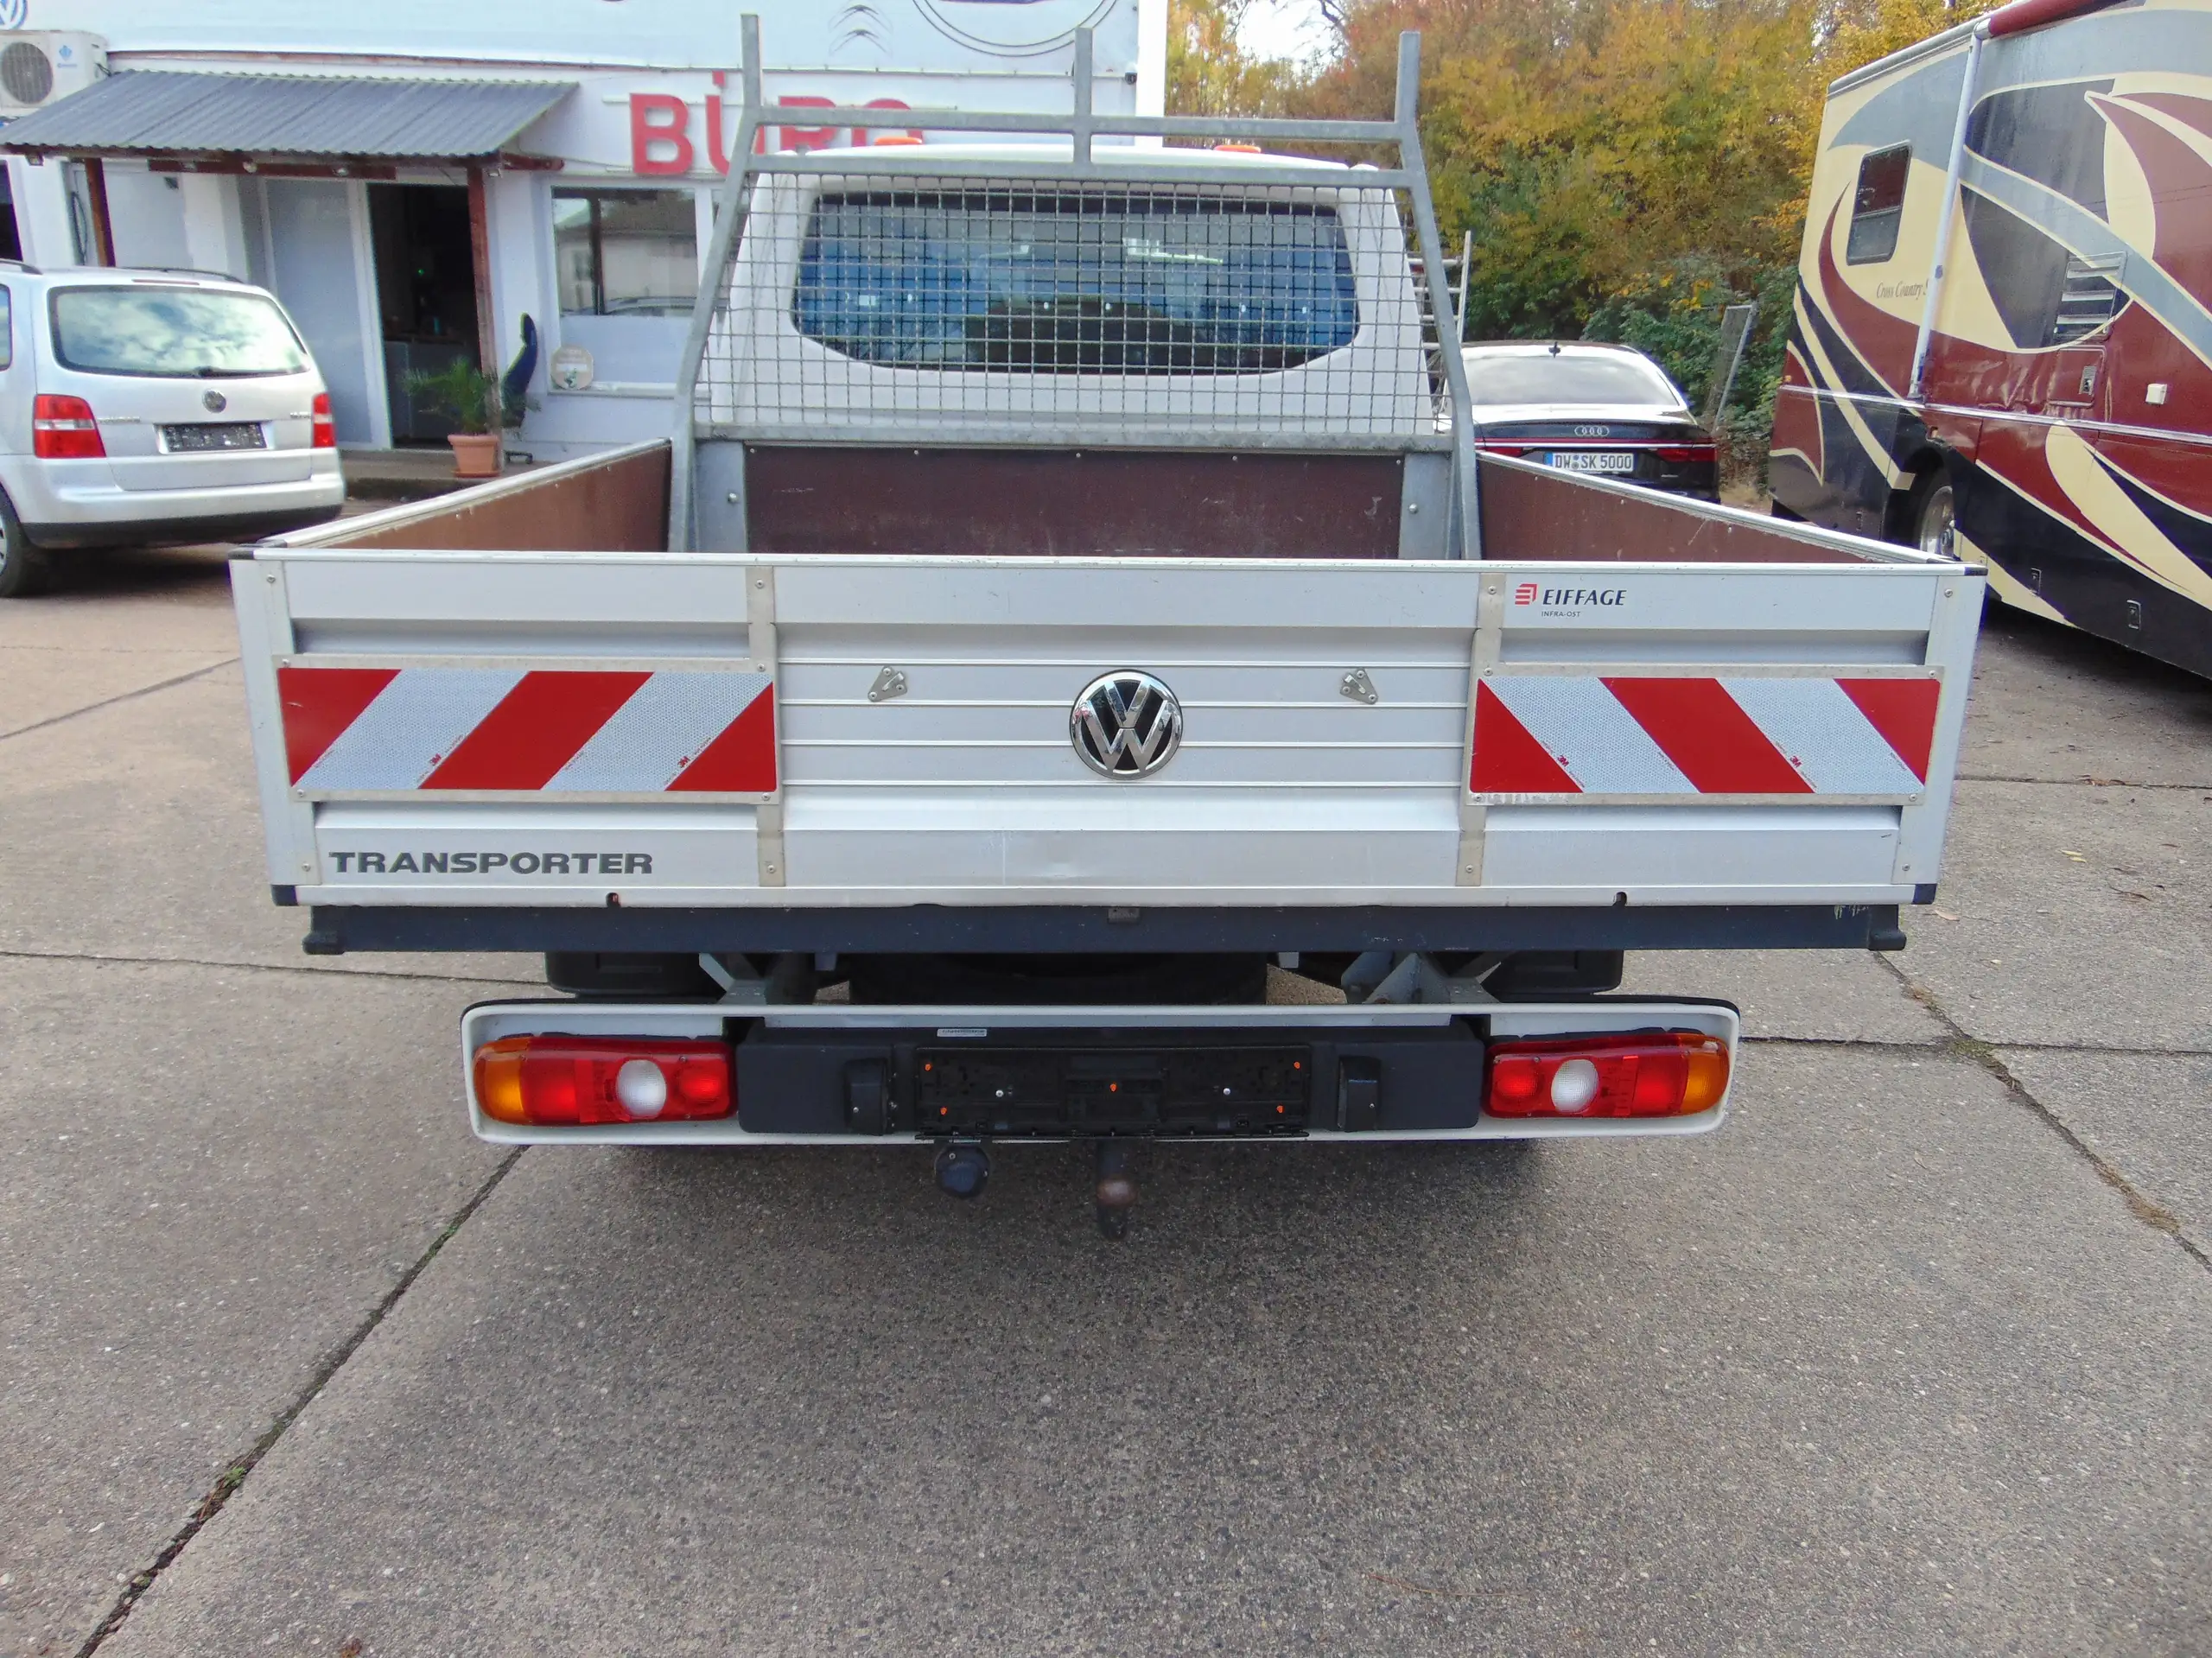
49,287,310,378
1846,144,1910,265
792,189,1358,374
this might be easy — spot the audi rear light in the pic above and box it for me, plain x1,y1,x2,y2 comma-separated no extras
1485,1032,1729,1119
1656,443,1718,464
474,1035,734,1125
33,394,104,460
310,392,336,449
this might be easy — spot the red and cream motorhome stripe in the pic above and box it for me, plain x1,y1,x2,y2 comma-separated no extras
278,665,777,794
1471,675,1940,797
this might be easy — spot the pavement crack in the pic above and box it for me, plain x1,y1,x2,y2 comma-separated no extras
0,657,239,745
72,1147,524,1657
1744,1033,2212,1058
1955,772,2211,791
1872,957,2210,1275
0,946,540,988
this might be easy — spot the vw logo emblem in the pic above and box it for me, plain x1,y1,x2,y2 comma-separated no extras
202,390,228,414
1071,670,1182,778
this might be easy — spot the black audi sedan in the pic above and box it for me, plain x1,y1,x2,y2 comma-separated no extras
1459,341,1719,500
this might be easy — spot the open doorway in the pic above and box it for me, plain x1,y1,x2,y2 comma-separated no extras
369,183,478,444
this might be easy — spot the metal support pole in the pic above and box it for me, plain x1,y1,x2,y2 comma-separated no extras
1909,26,1985,402
1071,29,1094,168
1396,32,1482,558
81,156,116,266
1704,302,1758,431
1457,226,1471,342
466,165,500,386
670,12,765,552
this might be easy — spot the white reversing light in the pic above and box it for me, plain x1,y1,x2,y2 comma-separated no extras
615,1058,669,1118
1549,1058,1600,1114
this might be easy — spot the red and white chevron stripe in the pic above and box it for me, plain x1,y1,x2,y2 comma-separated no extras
1472,675,1940,797
278,665,777,794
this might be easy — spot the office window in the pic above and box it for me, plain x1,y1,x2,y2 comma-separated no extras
552,188,698,317
1846,144,1910,265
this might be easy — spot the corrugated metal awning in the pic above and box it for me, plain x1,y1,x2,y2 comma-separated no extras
0,70,573,160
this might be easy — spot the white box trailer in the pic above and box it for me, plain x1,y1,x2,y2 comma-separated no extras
231,22,1983,1234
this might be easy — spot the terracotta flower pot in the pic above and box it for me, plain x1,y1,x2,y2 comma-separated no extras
448,433,503,479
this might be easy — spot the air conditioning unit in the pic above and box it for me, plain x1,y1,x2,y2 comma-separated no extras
0,32,107,118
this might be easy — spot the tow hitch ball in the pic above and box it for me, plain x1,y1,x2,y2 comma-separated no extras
1094,1140,1137,1241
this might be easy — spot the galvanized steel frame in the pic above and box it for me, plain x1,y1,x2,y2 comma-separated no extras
669,16,1481,557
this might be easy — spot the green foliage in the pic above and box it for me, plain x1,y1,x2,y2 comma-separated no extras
1582,256,1799,485
404,358,501,435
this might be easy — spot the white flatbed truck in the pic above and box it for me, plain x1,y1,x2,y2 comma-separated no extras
231,22,1983,1235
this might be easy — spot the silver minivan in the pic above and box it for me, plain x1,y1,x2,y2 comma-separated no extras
0,264,346,596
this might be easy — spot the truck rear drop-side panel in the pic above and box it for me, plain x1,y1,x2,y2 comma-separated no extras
235,536,1981,919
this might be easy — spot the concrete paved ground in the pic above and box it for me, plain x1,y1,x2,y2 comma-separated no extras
1,555,2205,1655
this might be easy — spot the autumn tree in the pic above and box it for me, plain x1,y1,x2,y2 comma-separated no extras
1170,0,1302,118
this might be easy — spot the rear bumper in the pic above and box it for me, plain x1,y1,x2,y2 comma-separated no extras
305,901,1909,956
16,462,346,548
460,996,1741,1146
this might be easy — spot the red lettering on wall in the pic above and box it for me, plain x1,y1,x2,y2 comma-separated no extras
634,88,926,172
705,75,731,175
629,93,695,175
759,95,837,155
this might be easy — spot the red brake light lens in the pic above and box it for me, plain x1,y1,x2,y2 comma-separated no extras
1485,1032,1730,1119
310,391,336,449
474,1035,734,1126
33,394,104,459
1656,444,1718,464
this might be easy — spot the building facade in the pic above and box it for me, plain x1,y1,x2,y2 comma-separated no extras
0,0,1166,456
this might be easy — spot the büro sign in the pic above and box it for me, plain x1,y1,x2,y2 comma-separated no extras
630,80,921,175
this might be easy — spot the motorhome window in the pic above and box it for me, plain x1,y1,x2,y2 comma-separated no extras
552,189,698,317
50,287,309,378
1846,145,1910,265
792,189,1359,374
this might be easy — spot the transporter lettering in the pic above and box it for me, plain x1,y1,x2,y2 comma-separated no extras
327,851,654,875
1542,588,1629,607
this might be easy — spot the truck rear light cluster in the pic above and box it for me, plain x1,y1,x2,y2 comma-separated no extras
1484,1032,1729,1119
474,1035,734,1125
33,394,104,459
310,392,336,449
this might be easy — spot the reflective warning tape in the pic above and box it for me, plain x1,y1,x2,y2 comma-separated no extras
1471,675,1940,797
278,665,777,794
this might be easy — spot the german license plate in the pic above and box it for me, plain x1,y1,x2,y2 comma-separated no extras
162,422,266,453
1547,449,1635,473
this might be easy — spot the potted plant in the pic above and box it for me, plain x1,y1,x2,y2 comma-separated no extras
405,359,505,478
